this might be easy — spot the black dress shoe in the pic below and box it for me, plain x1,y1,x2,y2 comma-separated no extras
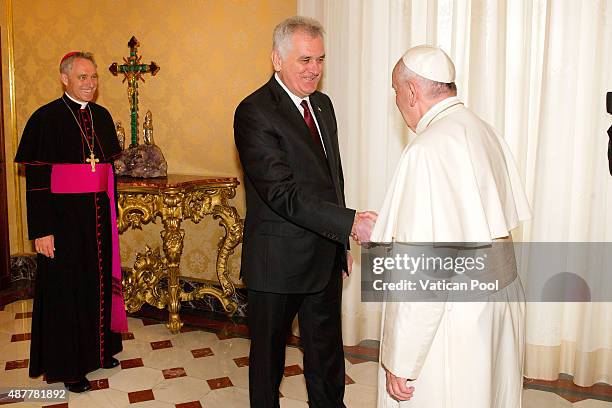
64,377,91,393
102,357,120,369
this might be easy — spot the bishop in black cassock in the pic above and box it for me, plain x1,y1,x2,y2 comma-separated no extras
14,52,124,392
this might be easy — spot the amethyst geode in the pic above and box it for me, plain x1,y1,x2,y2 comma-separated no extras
114,144,168,178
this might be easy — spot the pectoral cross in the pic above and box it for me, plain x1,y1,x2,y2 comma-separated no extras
109,36,160,147
86,152,99,172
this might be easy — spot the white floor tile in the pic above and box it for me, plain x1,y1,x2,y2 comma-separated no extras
87,365,122,381
0,368,42,388
113,339,151,361
346,361,378,387
279,374,308,402
280,397,310,407
0,318,32,335
228,365,249,390
129,400,174,408
152,376,211,403
127,317,145,329
131,324,178,343
0,332,12,346
2,300,33,314
107,366,164,393
284,346,304,367
572,399,612,407
200,386,251,407
522,389,573,408
171,330,219,350
70,388,130,408
141,347,194,370
0,340,31,360
210,337,251,359
344,383,378,408
0,311,16,323
183,354,238,380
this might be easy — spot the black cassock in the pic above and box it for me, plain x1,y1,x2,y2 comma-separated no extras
15,95,123,382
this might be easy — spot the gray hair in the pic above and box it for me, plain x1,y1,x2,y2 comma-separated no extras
59,52,96,75
397,62,457,98
273,16,324,59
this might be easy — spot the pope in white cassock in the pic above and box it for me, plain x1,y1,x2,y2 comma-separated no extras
372,46,532,407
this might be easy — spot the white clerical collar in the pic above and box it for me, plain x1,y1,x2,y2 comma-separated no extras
274,73,311,109
416,96,463,133
64,92,88,109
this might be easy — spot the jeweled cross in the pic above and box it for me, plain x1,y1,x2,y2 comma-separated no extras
86,152,99,172
109,36,160,147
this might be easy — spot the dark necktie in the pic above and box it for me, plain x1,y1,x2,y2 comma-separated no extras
300,100,325,157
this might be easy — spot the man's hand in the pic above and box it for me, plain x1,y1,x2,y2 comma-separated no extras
351,211,378,245
342,250,353,279
34,235,55,259
385,368,414,401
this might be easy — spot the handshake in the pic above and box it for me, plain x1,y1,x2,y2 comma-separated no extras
350,211,378,245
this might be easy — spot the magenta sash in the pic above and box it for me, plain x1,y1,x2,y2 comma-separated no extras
50,163,128,333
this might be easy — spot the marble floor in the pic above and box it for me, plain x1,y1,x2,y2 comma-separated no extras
0,299,610,407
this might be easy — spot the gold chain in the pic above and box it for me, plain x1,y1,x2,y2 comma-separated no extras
61,96,96,156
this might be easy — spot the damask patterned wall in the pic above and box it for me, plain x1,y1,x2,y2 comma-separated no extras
2,0,296,284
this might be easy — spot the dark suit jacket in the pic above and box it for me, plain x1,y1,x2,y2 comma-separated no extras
234,76,355,293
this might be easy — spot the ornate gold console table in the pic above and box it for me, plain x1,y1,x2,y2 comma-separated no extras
117,175,243,333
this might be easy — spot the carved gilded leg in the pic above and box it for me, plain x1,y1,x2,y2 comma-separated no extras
212,202,243,314
161,192,186,334
122,246,167,313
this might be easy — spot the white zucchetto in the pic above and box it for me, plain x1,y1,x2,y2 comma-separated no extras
401,45,456,83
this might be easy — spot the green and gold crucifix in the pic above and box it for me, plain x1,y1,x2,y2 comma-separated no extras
109,36,160,147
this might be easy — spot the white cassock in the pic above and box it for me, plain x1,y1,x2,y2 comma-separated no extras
372,96,532,408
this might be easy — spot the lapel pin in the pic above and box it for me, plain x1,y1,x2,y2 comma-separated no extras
317,106,322,112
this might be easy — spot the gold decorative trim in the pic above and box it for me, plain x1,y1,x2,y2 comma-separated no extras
118,179,243,333
6,0,23,252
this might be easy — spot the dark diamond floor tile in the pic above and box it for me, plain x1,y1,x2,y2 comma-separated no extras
283,364,303,377
89,378,109,391
121,332,135,341
175,401,203,408
163,367,187,379
120,358,144,369
345,374,355,385
5,359,29,370
286,335,301,347
10,333,31,342
207,376,233,390
0,391,24,403
343,344,379,359
233,356,249,367
151,340,173,350
191,348,214,358
128,389,154,403
345,356,369,364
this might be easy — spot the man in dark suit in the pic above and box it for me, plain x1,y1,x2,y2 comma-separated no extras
234,15,375,408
